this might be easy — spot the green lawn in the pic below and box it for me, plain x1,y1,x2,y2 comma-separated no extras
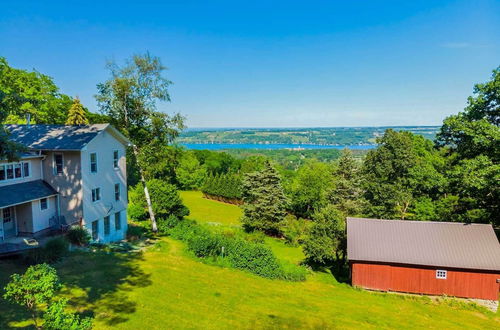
0,192,498,329
180,190,242,226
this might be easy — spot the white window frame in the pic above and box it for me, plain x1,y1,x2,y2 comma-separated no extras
40,198,49,211
90,152,98,173
436,270,447,279
0,161,31,182
91,188,101,202
53,153,64,175
113,150,119,169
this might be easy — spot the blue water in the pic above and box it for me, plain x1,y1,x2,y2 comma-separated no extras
181,143,376,150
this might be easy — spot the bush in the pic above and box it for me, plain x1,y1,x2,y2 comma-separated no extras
157,215,182,235
168,220,304,281
147,179,189,219
126,223,148,241
282,215,309,247
66,226,91,246
23,237,69,265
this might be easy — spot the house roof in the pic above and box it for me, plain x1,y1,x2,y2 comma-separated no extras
4,124,130,151
0,180,58,208
347,217,500,272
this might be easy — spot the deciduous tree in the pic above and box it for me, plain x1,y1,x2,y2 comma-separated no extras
95,53,185,232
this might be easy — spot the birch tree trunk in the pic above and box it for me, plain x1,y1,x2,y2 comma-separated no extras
133,145,158,233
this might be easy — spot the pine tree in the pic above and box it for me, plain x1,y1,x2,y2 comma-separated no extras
65,97,89,125
241,161,288,235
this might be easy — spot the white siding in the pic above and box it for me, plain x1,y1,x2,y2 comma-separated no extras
81,129,128,243
30,196,57,233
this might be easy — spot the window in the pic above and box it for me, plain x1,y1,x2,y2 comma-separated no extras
114,211,121,230
104,216,110,235
3,208,12,222
92,220,99,240
90,153,97,173
0,162,30,181
113,150,119,169
114,183,120,201
14,163,22,178
53,154,63,175
40,198,48,210
436,270,447,279
91,188,101,202
6,164,13,179
23,162,30,177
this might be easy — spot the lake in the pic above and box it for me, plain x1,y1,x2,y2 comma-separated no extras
180,143,376,150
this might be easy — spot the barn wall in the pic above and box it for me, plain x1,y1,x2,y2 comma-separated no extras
351,262,500,301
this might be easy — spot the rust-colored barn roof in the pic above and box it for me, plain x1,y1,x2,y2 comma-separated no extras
347,218,500,271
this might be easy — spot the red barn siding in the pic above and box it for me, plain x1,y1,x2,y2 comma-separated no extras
351,262,500,301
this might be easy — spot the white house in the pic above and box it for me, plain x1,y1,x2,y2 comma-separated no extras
0,124,130,246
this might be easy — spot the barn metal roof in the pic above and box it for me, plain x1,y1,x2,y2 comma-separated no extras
347,217,500,272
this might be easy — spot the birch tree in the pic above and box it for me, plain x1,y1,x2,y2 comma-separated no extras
96,53,185,232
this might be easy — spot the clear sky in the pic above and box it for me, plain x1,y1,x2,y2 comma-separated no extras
1,0,499,127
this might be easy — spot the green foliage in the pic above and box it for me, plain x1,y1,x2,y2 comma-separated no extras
176,150,207,189
95,52,184,148
147,179,189,219
3,264,60,329
24,237,69,265
164,219,305,281
436,67,500,225
43,298,92,330
241,161,288,235
66,226,91,246
281,215,309,247
65,97,89,125
201,173,242,200
303,205,346,267
288,160,333,218
329,149,364,216
0,57,72,125
362,129,446,220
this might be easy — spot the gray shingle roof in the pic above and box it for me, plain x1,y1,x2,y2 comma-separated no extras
347,217,500,271
5,124,109,150
0,180,58,208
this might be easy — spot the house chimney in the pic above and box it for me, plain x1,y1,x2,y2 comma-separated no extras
26,114,31,127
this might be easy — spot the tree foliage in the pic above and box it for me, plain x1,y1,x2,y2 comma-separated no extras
43,298,92,330
65,97,89,125
303,205,346,267
146,179,189,220
241,161,288,235
3,264,60,329
201,173,242,200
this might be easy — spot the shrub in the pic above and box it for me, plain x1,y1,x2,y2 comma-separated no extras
24,237,69,264
282,215,309,247
66,226,91,246
43,298,93,330
147,179,190,219
43,237,69,263
126,224,148,241
128,203,148,222
157,215,182,235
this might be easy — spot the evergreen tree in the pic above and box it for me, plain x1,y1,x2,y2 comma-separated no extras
65,97,89,125
241,161,288,235
329,149,364,216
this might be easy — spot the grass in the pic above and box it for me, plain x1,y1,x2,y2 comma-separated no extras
0,191,498,329
180,190,242,226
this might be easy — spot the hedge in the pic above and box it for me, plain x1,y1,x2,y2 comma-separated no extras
201,173,242,201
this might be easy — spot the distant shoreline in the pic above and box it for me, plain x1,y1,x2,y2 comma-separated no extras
180,143,376,150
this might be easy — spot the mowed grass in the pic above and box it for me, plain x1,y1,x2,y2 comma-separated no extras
180,190,242,226
0,192,498,329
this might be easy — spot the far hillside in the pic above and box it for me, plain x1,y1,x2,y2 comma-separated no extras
178,126,439,145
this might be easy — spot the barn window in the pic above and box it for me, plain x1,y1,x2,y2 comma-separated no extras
436,270,447,279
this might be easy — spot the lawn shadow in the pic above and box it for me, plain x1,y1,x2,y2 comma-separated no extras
58,250,152,326
0,249,152,328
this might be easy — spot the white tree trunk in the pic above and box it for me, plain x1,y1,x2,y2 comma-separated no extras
133,146,158,232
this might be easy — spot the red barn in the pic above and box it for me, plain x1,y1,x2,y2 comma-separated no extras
347,218,500,301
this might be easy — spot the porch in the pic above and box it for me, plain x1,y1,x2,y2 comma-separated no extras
0,235,57,256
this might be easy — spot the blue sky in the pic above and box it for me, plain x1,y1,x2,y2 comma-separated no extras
1,0,499,127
